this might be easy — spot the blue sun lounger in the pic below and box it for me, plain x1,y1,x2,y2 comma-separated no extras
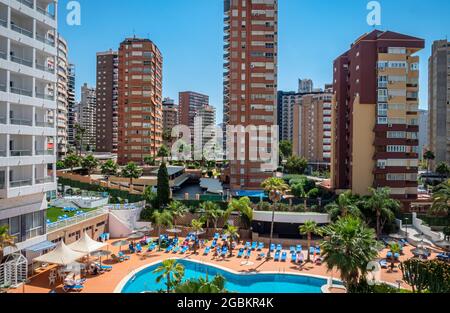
245,242,251,250
276,244,282,252
203,246,211,255
296,245,302,253
386,251,393,259
172,246,180,253
211,240,217,248
221,247,228,257
237,248,244,258
309,246,315,255
274,250,280,261
257,252,265,260
245,249,251,259
379,259,388,269
251,242,257,250
96,263,112,271
270,243,275,252
165,245,173,253
290,246,295,254
281,251,287,262
214,233,220,240
315,247,321,255
118,251,130,260
394,252,400,259
257,242,264,251
63,284,84,292
147,243,156,251
180,245,189,254
291,253,297,263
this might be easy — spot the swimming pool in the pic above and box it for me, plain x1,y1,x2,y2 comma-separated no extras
118,259,338,293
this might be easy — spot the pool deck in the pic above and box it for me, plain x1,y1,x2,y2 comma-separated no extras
9,238,439,293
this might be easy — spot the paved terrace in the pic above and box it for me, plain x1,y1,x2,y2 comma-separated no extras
9,238,442,293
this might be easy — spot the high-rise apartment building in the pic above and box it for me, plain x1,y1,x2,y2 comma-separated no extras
179,91,209,141
96,50,119,153
277,91,299,142
223,0,278,190
331,30,424,204
79,83,96,151
293,87,333,164
55,34,69,159
162,97,179,135
194,104,217,153
67,64,77,148
428,40,450,166
418,109,429,160
117,37,163,165
0,0,58,258
298,78,313,93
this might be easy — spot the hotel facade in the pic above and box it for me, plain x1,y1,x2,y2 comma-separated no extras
223,0,278,190
331,30,424,203
0,0,58,257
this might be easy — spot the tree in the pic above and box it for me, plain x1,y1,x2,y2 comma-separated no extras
191,219,204,255
144,156,156,166
121,162,143,187
279,140,293,160
56,160,65,170
388,242,402,272
153,259,185,293
435,162,450,178
0,226,16,261
100,160,118,177
167,200,187,228
261,177,290,259
400,259,450,293
325,191,361,221
175,275,227,293
429,180,450,217
321,216,379,290
64,154,81,173
81,154,99,177
151,210,173,251
157,162,170,208
366,187,400,239
284,155,308,174
157,145,170,162
224,197,253,229
200,201,223,229
224,225,240,257
423,150,435,173
299,220,321,262
74,124,86,156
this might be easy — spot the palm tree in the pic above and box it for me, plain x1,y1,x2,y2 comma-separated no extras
157,145,170,162
0,226,16,261
325,191,361,221
388,242,401,272
429,180,450,217
81,154,99,177
64,154,81,173
366,187,399,239
121,162,143,188
175,274,227,293
101,160,118,178
423,150,435,173
299,220,321,262
167,201,187,228
201,201,223,229
224,225,240,257
261,177,290,259
74,124,86,156
151,210,173,251
224,197,253,228
321,216,379,290
191,219,204,255
153,259,185,293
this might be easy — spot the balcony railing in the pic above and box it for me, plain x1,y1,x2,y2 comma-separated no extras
10,117,32,126
35,33,55,47
36,92,54,100
35,149,54,156
17,0,34,9
11,24,33,38
0,116,6,124
0,18,7,28
47,208,107,233
11,87,32,97
0,150,6,157
35,176,53,184
35,121,54,128
10,55,33,67
0,84,6,92
10,150,32,157
36,63,55,73
36,6,55,19
9,179,32,188
0,50,6,60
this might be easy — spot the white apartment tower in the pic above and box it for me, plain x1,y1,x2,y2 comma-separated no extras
0,0,58,258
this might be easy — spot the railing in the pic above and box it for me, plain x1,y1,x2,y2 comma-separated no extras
47,208,107,233
0,18,6,28
35,63,55,73
10,87,32,97
10,118,32,126
35,33,55,47
35,149,54,156
0,50,6,60
35,121,54,128
9,179,32,188
35,176,53,184
0,116,6,124
35,92,54,100
0,84,6,92
10,55,33,67
17,0,34,9
0,150,6,157
104,201,146,211
37,6,55,19
11,24,33,38
10,150,32,157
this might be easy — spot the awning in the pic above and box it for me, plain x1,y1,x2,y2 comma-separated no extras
25,240,56,253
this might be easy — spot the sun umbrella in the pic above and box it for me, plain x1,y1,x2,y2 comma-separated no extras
90,250,112,264
111,239,129,252
136,225,154,233
192,229,206,236
128,232,145,240
166,228,182,234
411,247,430,257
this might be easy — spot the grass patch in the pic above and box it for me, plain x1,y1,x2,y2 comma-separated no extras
46,207,97,222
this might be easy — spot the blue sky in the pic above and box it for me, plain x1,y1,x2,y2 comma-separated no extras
59,0,450,123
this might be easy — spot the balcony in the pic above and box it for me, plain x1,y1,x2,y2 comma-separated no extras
17,0,34,9
0,150,6,157
10,117,32,126
10,55,33,67
9,178,32,188
11,23,33,38
36,62,55,74
35,121,53,128
11,86,32,97
0,17,6,28
35,176,53,184
35,149,54,156
35,33,54,47
36,91,54,100
10,149,32,157
0,50,6,60
36,6,55,20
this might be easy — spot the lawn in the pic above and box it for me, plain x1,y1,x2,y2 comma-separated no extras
46,207,97,222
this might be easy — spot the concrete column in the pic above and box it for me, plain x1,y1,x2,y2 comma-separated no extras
32,164,35,185
32,135,35,156
6,165,10,189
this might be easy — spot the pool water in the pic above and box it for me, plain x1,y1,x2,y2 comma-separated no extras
121,259,335,293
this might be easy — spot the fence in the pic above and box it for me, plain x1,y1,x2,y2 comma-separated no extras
46,207,107,233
